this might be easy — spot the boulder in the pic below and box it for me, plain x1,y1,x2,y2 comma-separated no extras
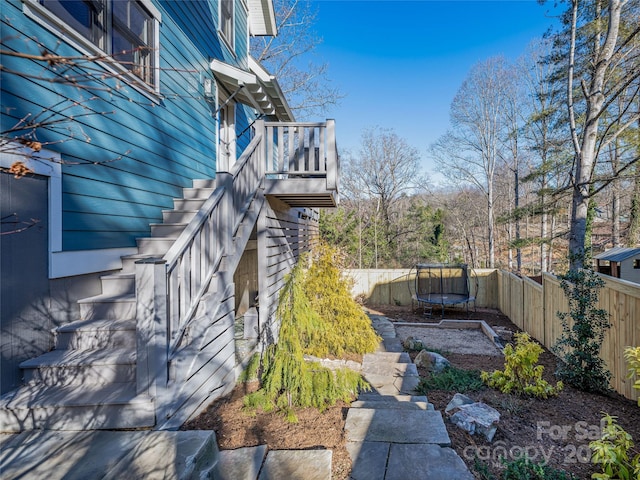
445,393,474,414
403,336,425,351
414,350,450,373
446,398,500,442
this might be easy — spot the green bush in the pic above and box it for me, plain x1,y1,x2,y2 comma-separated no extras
553,268,611,393
590,413,640,480
482,332,563,398
624,347,640,407
416,366,484,393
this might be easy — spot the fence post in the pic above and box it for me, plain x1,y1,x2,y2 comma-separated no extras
135,258,168,398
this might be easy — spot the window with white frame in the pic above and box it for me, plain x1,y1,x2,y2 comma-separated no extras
32,0,158,87
220,0,234,49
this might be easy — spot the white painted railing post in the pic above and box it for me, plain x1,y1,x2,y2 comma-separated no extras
255,119,265,178
326,119,337,191
135,258,168,398
217,172,234,261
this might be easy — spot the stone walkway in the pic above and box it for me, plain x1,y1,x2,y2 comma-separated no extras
345,315,473,480
0,315,473,479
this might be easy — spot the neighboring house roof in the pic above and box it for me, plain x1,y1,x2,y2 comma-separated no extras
594,247,640,262
249,0,277,36
211,57,294,122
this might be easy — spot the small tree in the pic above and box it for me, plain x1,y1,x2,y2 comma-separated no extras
553,267,611,393
244,245,378,421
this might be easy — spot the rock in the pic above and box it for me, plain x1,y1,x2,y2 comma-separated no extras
447,401,500,442
403,336,425,351
492,326,513,343
445,393,474,414
303,355,362,373
414,350,450,373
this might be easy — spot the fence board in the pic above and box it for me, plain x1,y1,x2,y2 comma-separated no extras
345,268,639,402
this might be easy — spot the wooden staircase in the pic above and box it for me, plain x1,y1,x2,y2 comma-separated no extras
0,179,256,432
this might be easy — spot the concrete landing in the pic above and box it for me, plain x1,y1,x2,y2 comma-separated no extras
345,408,451,446
0,430,218,480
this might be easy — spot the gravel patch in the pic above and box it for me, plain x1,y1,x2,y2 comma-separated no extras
396,326,503,356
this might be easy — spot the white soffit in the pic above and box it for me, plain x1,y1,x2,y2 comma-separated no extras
248,0,277,36
248,56,295,122
210,59,275,115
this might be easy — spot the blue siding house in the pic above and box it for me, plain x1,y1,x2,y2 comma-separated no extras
1,0,338,431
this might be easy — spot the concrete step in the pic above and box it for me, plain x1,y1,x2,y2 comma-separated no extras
20,348,136,386
136,236,178,255
258,450,332,480
55,318,136,350
347,442,473,480
363,373,420,396
350,400,432,410
345,408,450,446
150,222,188,237
376,338,404,353
103,430,219,480
182,186,215,199
99,272,135,296
192,178,217,189
173,198,206,210
162,209,198,223
356,393,428,403
78,293,136,320
0,430,216,478
0,383,154,432
212,445,267,479
362,352,410,364
361,361,418,377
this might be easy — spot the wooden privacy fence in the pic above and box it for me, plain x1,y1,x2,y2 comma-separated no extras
345,268,639,402
498,271,640,402
344,268,499,309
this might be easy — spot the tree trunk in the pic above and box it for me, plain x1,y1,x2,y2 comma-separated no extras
568,0,622,271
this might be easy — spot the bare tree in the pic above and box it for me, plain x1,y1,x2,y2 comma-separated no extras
431,56,516,269
342,127,428,266
251,0,343,119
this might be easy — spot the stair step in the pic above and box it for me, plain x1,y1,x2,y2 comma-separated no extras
162,209,198,223
120,254,158,273
345,408,451,446
78,293,136,321
99,272,135,296
173,198,206,210
350,400,432,410
0,383,154,432
55,318,136,350
182,187,215,199
361,362,418,377
20,348,136,386
136,237,177,255
192,178,216,189
362,352,411,364
150,222,188,237
356,393,428,403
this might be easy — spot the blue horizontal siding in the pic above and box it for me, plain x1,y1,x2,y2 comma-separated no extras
2,0,258,251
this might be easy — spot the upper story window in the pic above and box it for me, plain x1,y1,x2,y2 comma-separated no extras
27,0,159,89
220,0,234,50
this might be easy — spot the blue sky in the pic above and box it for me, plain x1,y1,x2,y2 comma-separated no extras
311,0,563,178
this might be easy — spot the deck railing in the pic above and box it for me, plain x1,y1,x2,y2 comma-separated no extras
264,120,338,192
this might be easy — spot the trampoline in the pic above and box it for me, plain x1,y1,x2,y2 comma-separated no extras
410,263,476,318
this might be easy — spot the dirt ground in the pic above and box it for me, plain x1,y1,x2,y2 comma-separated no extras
182,304,640,480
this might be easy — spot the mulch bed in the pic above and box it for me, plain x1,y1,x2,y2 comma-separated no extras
182,304,640,480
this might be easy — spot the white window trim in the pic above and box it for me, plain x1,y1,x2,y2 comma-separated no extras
219,0,236,54
22,0,162,98
1,144,136,278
